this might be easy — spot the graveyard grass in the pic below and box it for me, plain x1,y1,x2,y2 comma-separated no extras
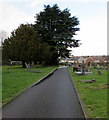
2,65,57,103
69,67,108,118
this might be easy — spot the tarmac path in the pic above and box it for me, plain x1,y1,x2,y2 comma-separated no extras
2,67,85,118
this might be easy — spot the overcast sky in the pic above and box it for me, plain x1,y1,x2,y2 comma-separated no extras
0,0,107,56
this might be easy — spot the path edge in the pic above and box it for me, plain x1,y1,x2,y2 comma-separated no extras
2,68,58,107
67,67,88,119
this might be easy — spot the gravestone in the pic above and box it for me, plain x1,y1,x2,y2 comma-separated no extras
98,70,102,75
78,79,96,83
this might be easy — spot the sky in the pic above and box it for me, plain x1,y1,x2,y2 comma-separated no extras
0,0,107,56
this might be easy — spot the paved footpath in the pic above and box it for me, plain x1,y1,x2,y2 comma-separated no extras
3,67,85,118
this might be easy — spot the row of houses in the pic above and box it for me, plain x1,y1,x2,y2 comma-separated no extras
59,55,109,66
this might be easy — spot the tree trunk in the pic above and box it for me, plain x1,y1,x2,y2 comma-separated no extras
22,61,26,68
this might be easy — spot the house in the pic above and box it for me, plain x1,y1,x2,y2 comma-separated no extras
59,55,109,66
78,56,85,64
85,57,94,66
92,56,105,65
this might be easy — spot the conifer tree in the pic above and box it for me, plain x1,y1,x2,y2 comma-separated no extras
34,4,80,59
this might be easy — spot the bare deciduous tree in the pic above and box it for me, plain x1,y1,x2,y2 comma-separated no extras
0,30,8,44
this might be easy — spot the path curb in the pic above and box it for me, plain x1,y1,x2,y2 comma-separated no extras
68,67,88,119
2,68,58,107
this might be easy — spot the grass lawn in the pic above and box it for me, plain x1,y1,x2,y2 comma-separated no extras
69,66,108,118
2,65,57,103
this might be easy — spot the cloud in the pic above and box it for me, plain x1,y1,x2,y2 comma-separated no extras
0,0,107,55
72,15,107,56
1,0,107,2
29,0,44,8
0,0,33,3
0,2,34,36
29,0,107,9
81,0,107,2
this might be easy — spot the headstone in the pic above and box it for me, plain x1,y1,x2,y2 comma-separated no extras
98,71,102,75
78,79,96,83
73,67,78,72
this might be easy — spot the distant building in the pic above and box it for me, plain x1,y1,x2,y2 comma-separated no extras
59,55,109,66
85,57,94,66
78,56,85,64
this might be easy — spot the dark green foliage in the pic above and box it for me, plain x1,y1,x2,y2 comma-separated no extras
2,4,80,66
41,45,59,66
2,24,41,67
34,4,80,58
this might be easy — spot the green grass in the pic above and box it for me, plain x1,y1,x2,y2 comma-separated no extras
69,67,108,118
2,65,57,103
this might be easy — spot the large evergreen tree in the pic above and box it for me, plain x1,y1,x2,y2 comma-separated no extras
2,24,41,68
34,4,80,59
2,4,80,67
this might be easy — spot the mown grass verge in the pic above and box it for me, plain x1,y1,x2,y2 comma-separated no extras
69,66,108,118
2,65,57,103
